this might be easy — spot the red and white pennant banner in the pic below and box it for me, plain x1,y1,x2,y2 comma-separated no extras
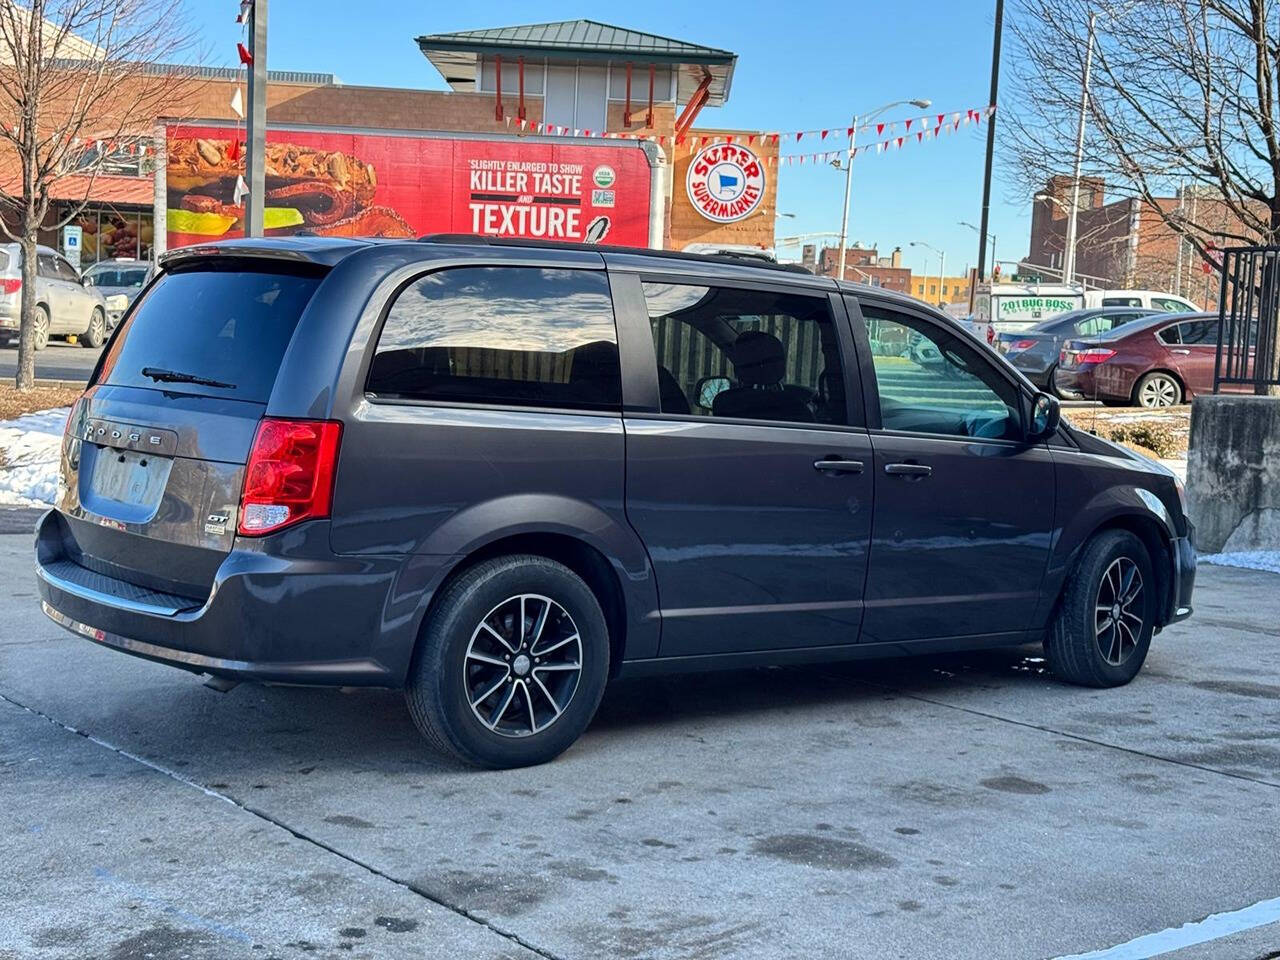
768,105,996,167
502,104,995,152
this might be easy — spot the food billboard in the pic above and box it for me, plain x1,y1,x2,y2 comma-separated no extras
160,123,657,250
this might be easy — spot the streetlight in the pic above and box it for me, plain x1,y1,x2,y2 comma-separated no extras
1063,11,1097,285
959,221,996,273
910,240,945,306
833,97,932,281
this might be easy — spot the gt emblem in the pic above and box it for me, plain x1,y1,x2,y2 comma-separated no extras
204,513,230,536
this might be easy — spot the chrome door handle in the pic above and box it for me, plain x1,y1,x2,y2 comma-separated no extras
884,462,932,478
813,459,864,474
1172,349,1191,355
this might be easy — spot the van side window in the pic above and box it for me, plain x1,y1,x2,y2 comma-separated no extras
1152,297,1193,313
369,267,621,412
861,303,1021,441
641,282,848,426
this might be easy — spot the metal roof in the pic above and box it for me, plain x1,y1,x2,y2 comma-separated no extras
416,20,734,62
417,19,736,107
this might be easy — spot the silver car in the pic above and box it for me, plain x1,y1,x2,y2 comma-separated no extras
83,258,152,328
0,243,110,349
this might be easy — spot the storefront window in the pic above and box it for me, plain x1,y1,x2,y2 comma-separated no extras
69,206,154,265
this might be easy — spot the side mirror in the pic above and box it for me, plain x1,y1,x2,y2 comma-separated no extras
695,375,731,411
1028,392,1061,441
82,276,93,286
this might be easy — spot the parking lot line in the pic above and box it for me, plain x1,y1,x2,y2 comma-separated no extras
1049,895,1280,960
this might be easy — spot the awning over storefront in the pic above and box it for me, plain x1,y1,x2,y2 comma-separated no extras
0,171,152,207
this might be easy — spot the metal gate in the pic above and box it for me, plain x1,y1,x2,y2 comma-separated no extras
1215,245,1280,393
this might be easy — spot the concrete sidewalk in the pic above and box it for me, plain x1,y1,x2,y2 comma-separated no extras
1,530,1278,960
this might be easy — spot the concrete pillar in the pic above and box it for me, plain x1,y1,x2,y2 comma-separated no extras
1185,395,1280,553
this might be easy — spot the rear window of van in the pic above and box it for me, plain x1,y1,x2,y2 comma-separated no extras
96,261,322,402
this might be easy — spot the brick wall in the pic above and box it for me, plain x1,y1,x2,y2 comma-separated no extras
668,127,780,252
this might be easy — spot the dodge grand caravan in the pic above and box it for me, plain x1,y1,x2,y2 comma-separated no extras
35,237,1197,768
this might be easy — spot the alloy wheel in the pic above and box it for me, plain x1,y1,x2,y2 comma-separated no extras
463,594,583,738
1095,557,1144,666
1139,375,1178,407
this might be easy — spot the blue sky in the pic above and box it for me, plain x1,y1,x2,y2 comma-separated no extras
187,0,1027,276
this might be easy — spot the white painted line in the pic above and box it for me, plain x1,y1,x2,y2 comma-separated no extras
1052,895,1280,960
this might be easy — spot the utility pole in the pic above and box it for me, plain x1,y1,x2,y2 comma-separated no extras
1063,11,1096,286
244,0,268,237
977,0,1003,281
836,116,858,282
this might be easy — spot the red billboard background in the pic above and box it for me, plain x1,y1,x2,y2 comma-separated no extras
162,124,654,250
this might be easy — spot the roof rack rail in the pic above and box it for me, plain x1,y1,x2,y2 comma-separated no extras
416,234,813,275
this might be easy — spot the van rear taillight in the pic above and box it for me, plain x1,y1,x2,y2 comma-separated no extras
238,418,342,536
1,278,20,295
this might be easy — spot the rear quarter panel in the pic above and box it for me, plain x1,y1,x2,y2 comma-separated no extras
277,245,661,661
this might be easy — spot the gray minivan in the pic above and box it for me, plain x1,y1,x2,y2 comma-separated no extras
35,237,1197,768
0,243,110,349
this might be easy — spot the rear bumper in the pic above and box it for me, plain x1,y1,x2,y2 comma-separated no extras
34,509,437,686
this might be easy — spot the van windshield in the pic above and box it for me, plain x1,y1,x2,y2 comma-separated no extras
97,262,322,402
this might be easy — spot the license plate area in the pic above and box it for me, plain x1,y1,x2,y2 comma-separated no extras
81,444,173,523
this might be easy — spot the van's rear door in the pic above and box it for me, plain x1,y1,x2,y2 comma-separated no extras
53,259,324,602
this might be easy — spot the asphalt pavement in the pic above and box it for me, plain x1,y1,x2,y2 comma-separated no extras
1,528,1278,960
0,339,102,383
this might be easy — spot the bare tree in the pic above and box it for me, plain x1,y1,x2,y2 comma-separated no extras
0,0,198,390
1005,0,1280,388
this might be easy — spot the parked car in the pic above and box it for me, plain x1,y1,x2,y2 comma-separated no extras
1056,311,1222,407
0,243,110,349
35,237,1196,768
1082,289,1199,312
84,258,152,328
996,307,1159,392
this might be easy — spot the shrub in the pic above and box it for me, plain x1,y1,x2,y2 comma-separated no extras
1090,420,1182,459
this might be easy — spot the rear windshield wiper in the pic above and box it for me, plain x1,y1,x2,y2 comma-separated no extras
140,366,236,389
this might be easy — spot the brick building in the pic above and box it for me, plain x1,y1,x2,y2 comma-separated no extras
1026,175,1257,307
4,19,783,264
812,245,911,294
910,274,972,306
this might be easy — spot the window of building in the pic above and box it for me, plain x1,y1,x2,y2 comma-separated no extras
861,303,1020,441
929,284,937,296
369,267,621,412
642,281,849,426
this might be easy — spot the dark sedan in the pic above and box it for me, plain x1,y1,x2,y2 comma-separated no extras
996,307,1157,393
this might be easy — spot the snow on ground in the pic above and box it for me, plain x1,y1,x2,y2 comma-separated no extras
1200,551,1280,575
0,407,68,507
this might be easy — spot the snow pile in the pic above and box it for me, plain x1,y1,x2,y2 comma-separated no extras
1200,551,1280,575
0,407,68,506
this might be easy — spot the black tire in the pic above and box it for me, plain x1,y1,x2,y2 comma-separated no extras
1044,529,1156,688
405,555,610,768
1045,365,1064,399
83,309,105,348
32,304,50,350
1133,371,1182,408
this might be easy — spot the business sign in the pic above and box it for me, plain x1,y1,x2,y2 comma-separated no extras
62,225,83,270
997,296,1081,322
162,124,653,250
685,143,766,223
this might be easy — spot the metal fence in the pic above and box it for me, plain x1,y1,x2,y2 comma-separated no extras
1215,245,1280,393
